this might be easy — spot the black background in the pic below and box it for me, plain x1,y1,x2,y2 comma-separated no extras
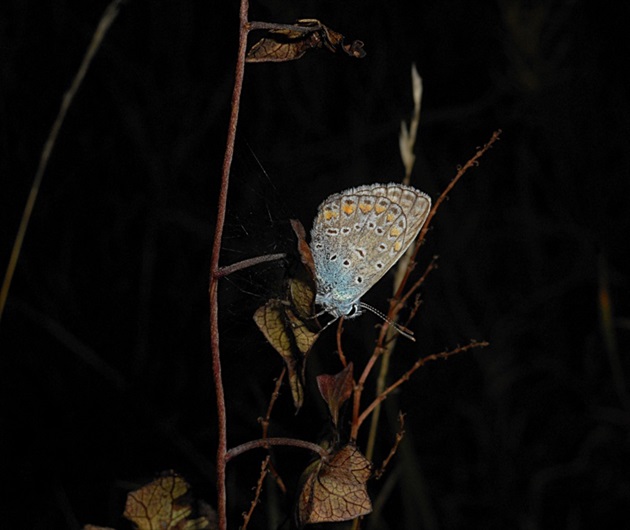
2,1,629,529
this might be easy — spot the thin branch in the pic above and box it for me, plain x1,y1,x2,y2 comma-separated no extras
226,437,327,462
0,0,124,323
357,342,489,429
395,256,439,313
393,130,502,303
374,412,406,480
364,131,500,452
259,368,286,440
241,456,271,530
248,21,320,33
350,346,384,441
258,368,289,493
209,1,251,528
216,252,286,278
336,318,348,367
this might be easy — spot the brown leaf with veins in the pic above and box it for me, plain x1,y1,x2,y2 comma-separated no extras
247,19,365,63
253,224,321,410
123,471,191,530
286,307,318,355
246,33,322,62
298,444,372,525
316,362,355,428
253,300,293,360
254,300,305,408
287,276,315,321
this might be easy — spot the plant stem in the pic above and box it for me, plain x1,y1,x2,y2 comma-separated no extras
209,1,250,528
216,253,286,278
226,437,327,461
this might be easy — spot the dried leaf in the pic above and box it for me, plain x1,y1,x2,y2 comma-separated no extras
253,300,293,362
124,474,190,528
341,39,367,59
246,35,319,62
287,277,315,321
316,362,355,427
253,233,321,410
286,307,318,355
298,445,372,525
290,219,317,283
247,19,365,63
123,472,216,530
254,300,304,408
83,526,116,530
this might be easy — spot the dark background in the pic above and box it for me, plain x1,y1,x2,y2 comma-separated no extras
2,0,629,529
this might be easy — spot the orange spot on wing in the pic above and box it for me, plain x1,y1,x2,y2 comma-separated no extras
342,203,356,215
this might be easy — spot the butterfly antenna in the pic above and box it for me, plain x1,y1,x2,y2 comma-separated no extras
358,302,416,341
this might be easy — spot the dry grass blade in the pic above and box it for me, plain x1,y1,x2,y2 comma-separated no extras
0,0,124,322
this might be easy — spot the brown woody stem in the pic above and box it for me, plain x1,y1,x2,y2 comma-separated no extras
216,253,286,277
226,437,327,462
209,1,251,528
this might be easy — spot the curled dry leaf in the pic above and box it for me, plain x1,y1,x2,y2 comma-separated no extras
253,280,319,410
316,362,355,428
123,471,216,530
247,19,366,63
254,300,305,409
298,444,373,525
290,219,316,285
288,276,315,321
253,220,321,410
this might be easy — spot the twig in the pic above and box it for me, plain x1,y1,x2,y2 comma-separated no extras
248,21,320,34
350,346,384,441
259,368,288,494
260,368,286,440
209,0,251,528
241,456,271,530
395,256,439,315
393,130,502,303
226,437,327,462
357,342,488,429
374,412,406,480
336,318,348,367
366,67,423,459
216,253,286,278
0,0,124,322
364,129,501,456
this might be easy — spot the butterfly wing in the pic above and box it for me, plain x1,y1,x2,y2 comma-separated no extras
310,184,431,316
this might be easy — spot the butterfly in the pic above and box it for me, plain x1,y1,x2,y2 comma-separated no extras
310,183,431,324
